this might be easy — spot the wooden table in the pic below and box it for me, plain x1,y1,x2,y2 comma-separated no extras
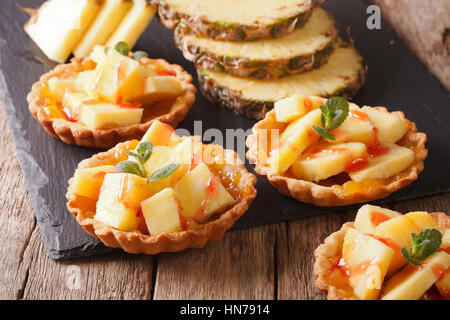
1,0,449,300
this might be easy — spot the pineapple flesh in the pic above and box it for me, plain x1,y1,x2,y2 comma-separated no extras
361,107,408,143
48,71,93,101
353,205,400,234
69,165,116,199
79,101,143,129
274,95,325,123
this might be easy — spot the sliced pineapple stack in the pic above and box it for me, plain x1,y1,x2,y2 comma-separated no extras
154,0,365,119
24,0,156,63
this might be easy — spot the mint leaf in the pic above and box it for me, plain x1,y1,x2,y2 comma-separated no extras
115,160,145,177
131,51,149,61
401,248,421,267
320,97,349,130
126,151,145,164
148,163,180,182
312,125,335,141
136,141,153,163
115,41,130,56
401,228,442,266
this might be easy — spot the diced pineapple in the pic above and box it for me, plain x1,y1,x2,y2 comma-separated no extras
341,228,395,300
361,106,408,143
106,0,157,49
133,76,183,105
354,205,400,234
274,95,323,123
79,101,143,129
349,143,414,182
24,0,101,63
89,45,108,64
84,48,151,103
62,91,89,120
74,0,133,58
141,188,182,236
268,108,322,174
290,142,367,182
175,163,236,222
143,146,172,187
442,229,450,248
69,165,116,199
329,110,374,144
374,212,437,272
95,173,154,231
381,251,450,300
170,137,202,177
139,120,175,146
48,71,92,101
435,270,450,299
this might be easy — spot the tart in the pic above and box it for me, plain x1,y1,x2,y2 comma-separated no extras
246,95,427,206
314,205,450,300
66,120,257,254
27,44,196,148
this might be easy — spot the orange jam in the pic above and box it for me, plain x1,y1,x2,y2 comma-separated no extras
370,212,391,226
349,110,370,121
333,179,386,195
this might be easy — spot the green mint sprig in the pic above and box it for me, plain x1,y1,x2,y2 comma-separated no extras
131,51,149,61
401,228,442,266
148,163,181,182
312,97,350,141
115,41,130,56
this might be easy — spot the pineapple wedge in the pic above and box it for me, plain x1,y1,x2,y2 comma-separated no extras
354,205,400,234
274,95,325,123
134,76,183,105
435,269,450,299
69,165,116,199
141,188,182,236
62,91,90,120
95,173,154,231
139,120,175,146
106,0,156,49
290,142,367,182
24,0,101,63
74,0,133,58
341,228,395,300
328,109,374,144
79,101,143,129
381,251,450,300
349,143,414,182
361,106,408,143
268,108,322,174
175,163,236,222
48,71,92,101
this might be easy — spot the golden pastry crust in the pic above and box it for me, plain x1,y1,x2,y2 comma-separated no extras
246,106,428,207
66,139,257,254
313,212,450,300
27,57,196,149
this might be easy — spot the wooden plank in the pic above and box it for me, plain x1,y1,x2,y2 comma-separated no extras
372,0,450,91
153,224,277,300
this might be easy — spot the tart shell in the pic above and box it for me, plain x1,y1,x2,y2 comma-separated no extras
246,107,428,206
66,139,258,255
313,212,450,300
27,57,196,149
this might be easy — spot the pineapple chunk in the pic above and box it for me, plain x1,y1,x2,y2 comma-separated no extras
341,228,395,300
349,143,414,182
140,120,175,146
141,188,182,236
89,45,108,64
48,71,92,101
79,101,143,129
290,142,367,182
435,270,450,299
133,76,183,105
442,229,450,248
329,110,374,144
95,173,154,231
62,91,90,121
361,106,408,143
354,205,400,234
106,0,157,49
175,163,236,222
143,146,172,189
84,47,151,103
268,108,322,174
69,165,116,199
74,0,133,58
24,0,101,63
374,212,437,272
381,251,450,300
274,95,323,123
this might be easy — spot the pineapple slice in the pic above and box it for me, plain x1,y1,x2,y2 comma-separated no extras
140,120,175,146
341,228,395,300
106,0,157,49
48,71,92,101
268,108,322,174
290,142,367,182
79,101,143,129
140,188,182,236
135,76,183,105
354,205,400,234
95,173,154,231
74,0,133,58
24,0,101,63
328,109,375,144
435,270,450,299
361,106,408,143
274,95,325,123
62,91,90,121
84,47,151,103
69,165,116,199
175,163,236,222
381,251,450,300
349,143,414,182
374,212,437,272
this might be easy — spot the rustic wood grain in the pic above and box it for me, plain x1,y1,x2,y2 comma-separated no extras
372,0,450,91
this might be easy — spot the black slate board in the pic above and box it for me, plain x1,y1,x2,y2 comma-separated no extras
1,0,449,260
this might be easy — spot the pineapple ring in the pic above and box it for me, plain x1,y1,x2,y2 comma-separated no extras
246,106,428,207
66,139,257,255
313,212,450,300
27,57,196,149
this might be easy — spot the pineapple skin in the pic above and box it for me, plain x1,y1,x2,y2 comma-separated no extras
154,0,320,42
